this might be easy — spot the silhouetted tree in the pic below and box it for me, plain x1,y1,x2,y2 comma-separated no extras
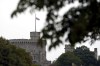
74,46,97,66
12,0,100,50
54,52,82,66
97,59,100,66
0,37,33,66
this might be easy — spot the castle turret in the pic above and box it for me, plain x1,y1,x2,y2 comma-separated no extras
30,32,40,41
65,45,74,52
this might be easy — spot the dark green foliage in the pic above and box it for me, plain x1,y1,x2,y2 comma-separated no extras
97,59,100,66
52,46,98,66
12,0,100,50
32,64,40,66
55,52,82,66
0,37,32,66
74,46,97,66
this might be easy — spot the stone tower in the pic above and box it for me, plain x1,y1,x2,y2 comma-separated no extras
65,45,74,52
9,32,51,66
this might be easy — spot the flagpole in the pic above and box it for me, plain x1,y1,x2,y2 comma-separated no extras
35,13,36,32
35,13,40,32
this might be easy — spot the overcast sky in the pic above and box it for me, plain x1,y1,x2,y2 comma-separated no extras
0,0,100,61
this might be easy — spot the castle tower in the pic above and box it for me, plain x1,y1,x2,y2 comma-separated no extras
9,32,51,66
65,45,74,52
30,32,40,40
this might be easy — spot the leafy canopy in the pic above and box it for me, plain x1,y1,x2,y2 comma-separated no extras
0,37,32,66
12,0,100,50
74,46,97,66
55,52,82,66
52,46,98,66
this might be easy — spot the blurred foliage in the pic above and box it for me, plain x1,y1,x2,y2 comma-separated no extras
12,0,100,50
74,46,97,66
97,59,100,66
0,37,33,66
32,64,40,66
53,52,82,66
51,46,98,66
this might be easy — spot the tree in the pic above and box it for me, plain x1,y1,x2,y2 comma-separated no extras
74,46,97,66
54,52,82,66
11,0,100,50
32,64,40,66
97,59,100,66
0,37,33,66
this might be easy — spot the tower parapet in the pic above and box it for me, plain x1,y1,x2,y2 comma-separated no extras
30,32,40,41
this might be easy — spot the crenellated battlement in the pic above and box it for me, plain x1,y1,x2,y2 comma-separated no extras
30,32,40,40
